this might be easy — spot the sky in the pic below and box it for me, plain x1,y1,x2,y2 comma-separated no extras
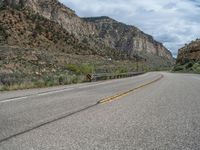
59,0,200,57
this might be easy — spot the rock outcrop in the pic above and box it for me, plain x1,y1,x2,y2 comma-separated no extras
176,39,200,65
173,39,200,73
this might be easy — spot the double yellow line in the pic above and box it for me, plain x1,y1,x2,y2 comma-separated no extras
98,74,164,104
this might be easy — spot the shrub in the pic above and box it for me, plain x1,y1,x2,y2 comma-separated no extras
0,73,24,86
114,68,128,75
0,25,8,40
192,63,199,69
79,64,93,75
185,62,193,69
192,63,200,73
66,64,81,74
0,5,5,11
195,67,200,73
66,64,93,75
0,85,6,91
173,65,185,71
34,80,46,88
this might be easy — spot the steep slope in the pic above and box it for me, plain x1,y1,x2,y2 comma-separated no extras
174,39,200,73
83,17,173,60
0,8,96,86
1,0,131,58
0,0,97,37
0,9,95,55
176,39,200,65
0,8,136,89
1,0,174,63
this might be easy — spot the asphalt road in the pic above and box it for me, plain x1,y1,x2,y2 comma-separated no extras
0,72,200,150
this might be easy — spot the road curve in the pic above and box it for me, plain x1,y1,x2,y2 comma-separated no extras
0,72,200,149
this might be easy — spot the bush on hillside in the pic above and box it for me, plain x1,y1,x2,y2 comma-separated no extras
0,25,8,40
66,64,93,75
192,63,200,73
172,65,185,71
185,62,194,69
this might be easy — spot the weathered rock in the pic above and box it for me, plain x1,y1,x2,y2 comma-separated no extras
176,39,200,65
83,17,173,60
2,0,97,37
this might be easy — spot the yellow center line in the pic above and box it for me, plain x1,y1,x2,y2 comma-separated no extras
98,74,164,104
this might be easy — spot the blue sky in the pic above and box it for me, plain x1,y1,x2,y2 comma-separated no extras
59,0,200,57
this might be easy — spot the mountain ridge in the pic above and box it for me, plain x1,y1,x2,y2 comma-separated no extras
83,16,173,60
2,0,173,60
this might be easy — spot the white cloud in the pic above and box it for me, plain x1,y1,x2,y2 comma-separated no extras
59,0,200,57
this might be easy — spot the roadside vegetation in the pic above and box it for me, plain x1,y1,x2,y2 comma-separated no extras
0,71,86,91
0,45,172,92
172,61,200,74
0,63,172,91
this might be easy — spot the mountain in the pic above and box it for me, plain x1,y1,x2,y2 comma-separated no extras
3,0,174,59
1,0,174,62
174,39,200,73
0,0,175,89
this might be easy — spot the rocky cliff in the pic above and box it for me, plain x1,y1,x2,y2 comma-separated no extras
83,17,173,60
176,39,200,65
173,39,200,73
0,0,97,37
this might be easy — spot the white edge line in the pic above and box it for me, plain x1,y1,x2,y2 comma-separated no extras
37,88,74,96
0,88,74,104
0,96,28,103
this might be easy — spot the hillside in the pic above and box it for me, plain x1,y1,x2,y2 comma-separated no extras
174,39,200,73
0,8,130,89
1,0,174,63
0,0,175,90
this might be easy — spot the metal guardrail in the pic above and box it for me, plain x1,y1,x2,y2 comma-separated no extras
87,72,145,82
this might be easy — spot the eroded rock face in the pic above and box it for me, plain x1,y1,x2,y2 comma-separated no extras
176,39,200,65
83,17,173,60
26,0,97,38
1,0,96,37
